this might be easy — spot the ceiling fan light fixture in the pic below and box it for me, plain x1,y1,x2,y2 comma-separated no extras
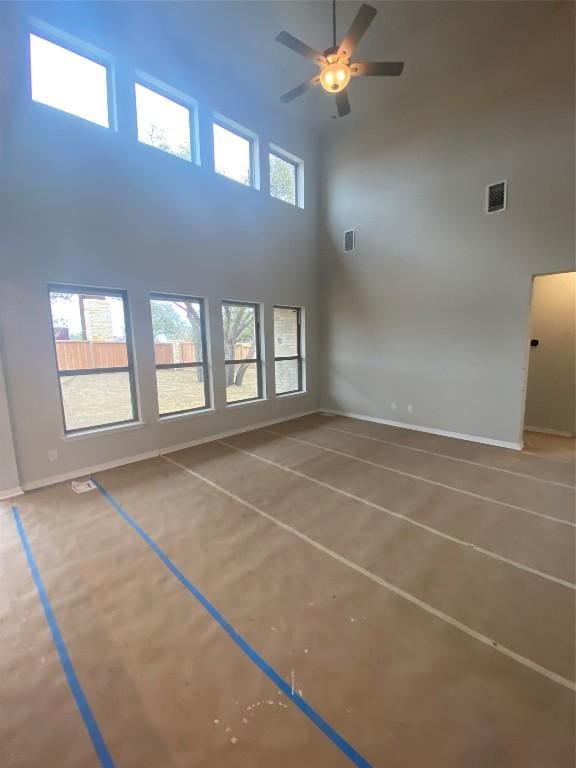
276,3,405,117
320,60,351,93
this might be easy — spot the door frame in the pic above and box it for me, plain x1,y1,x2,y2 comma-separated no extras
518,269,576,444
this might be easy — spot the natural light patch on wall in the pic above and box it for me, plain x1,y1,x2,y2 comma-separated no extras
213,123,251,186
135,83,191,161
30,33,109,127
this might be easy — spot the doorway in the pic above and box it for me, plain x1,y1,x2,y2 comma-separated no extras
523,271,576,458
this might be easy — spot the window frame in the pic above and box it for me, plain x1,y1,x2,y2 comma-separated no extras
222,300,263,405
28,18,118,131
134,72,200,165
269,143,304,209
151,292,210,418
212,113,260,190
48,284,138,435
274,305,304,396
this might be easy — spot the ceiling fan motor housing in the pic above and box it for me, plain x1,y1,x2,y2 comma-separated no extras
319,48,351,93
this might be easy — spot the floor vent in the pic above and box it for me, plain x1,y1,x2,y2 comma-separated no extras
486,180,507,213
343,229,355,252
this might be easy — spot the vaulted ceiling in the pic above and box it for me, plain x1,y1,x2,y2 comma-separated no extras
143,1,459,131
158,1,565,134
103,1,566,135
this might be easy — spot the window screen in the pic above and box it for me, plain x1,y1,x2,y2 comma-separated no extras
274,306,303,395
222,302,262,403
269,152,298,206
49,287,137,432
213,122,253,186
30,33,110,127
135,83,192,161
151,295,210,416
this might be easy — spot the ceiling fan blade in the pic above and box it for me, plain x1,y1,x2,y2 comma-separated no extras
335,90,351,117
351,61,405,77
276,32,326,66
337,4,377,60
280,76,321,103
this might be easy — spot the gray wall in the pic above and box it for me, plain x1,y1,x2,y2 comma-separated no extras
0,349,20,495
319,1,575,446
524,272,576,436
0,2,320,489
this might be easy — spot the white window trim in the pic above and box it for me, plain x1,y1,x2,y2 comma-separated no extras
61,420,145,441
269,142,304,209
135,70,201,166
212,112,260,190
28,17,118,131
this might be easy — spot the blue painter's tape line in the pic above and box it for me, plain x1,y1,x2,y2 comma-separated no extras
92,478,373,768
11,506,116,768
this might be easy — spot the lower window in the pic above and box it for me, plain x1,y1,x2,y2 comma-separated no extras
274,306,303,395
151,294,210,416
49,287,138,433
223,301,262,404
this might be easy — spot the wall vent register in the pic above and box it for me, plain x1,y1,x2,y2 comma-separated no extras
343,229,355,252
486,180,507,213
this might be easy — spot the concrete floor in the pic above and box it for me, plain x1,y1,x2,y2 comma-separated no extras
1,414,574,767
523,430,576,462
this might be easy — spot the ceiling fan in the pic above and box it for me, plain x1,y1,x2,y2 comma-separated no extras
276,1,404,117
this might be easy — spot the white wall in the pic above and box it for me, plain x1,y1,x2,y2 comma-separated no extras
0,1,320,488
319,1,575,446
524,272,576,437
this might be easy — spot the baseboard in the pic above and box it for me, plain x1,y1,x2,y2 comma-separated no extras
0,486,24,501
525,426,574,438
23,450,160,491
321,409,523,451
21,409,318,493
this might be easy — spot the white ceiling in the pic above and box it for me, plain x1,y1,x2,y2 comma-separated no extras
141,1,559,134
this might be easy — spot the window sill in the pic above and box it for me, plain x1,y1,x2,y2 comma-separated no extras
62,420,145,441
275,390,307,399
158,408,215,423
214,169,259,192
269,194,304,211
226,398,266,409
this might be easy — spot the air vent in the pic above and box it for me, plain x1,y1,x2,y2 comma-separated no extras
486,180,507,214
343,229,355,252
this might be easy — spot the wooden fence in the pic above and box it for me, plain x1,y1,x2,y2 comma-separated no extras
56,340,253,370
233,343,253,360
56,341,128,370
154,341,199,365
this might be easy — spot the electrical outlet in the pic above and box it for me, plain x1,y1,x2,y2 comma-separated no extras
407,404,413,414
390,402,396,410
48,449,58,462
